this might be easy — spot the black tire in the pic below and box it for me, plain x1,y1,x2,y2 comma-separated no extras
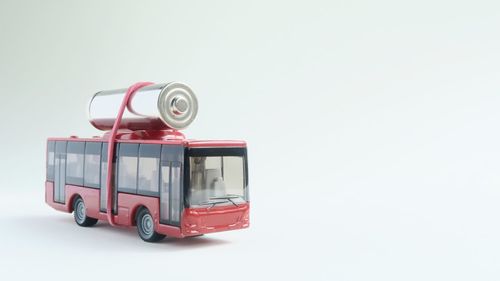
136,208,165,242
73,197,98,227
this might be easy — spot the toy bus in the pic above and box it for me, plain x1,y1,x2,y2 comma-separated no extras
45,82,249,242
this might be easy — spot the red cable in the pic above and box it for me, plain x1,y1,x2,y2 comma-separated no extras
105,82,153,226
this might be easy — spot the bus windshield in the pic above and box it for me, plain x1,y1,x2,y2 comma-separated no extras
187,148,248,208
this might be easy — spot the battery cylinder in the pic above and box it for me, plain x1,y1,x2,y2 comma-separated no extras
88,82,198,131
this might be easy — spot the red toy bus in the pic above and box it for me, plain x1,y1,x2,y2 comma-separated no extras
45,82,249,242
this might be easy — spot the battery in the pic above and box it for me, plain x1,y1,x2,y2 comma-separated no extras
88,82,198,131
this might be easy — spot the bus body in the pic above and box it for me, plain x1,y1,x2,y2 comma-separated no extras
45,81,249,242
45,132,249,239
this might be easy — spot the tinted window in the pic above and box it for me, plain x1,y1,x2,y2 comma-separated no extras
46,141,55,181
84,142,101,188
54,141,67,203
118,143,138,193
100,143,108,211
186,147,248,208
159,144,184,225
160,163,170,222
66,141,85,186
170,162,182,225
137,144,161,196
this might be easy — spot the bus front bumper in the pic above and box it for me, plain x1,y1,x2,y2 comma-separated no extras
181,203,250,236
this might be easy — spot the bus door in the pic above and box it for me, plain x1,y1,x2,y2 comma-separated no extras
160,160,182,226
99,143,117,213
54,141,67,204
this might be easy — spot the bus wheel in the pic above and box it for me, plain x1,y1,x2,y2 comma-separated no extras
73,197,98,227
136,208,165,242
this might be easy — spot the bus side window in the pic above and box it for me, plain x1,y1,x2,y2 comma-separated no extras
66,141,85,186
138,144,161,196
46,141,55,181
170,162,182,225
100,143,108,212
54,141,67,203
160,162,170,223
117,143,139,194
160,145,183,225
84,142,102,188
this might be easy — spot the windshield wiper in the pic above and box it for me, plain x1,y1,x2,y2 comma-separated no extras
209,195,240,207
198,200,227,209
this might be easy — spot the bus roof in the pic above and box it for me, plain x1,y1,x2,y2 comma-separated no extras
47,135,246,148
185,140,246,148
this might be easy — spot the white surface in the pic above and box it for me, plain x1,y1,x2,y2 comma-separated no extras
1,0,500,280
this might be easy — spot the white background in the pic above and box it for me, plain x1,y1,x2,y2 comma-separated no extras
1,1,500,280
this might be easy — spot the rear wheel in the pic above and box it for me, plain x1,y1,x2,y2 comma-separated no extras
136,208,165,242
73,197,98,227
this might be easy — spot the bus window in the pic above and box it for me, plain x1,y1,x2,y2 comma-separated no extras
159,162,182,225
84,142,101,188
54,141,67,203
159,144,184,225
160,162,170,223
66,141,85,186
170,162,182,225
118,143,139,194
46,141,55,181
100,143,108,212
138,144,161,196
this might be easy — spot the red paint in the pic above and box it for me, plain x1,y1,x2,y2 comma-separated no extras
182,203,250,236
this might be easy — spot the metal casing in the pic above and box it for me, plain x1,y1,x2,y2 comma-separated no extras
88,82,198,131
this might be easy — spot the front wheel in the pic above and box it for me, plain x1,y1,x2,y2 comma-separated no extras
136,208,165,242
73,197,98,227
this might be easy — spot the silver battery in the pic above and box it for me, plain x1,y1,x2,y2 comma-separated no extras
88,82,198,131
